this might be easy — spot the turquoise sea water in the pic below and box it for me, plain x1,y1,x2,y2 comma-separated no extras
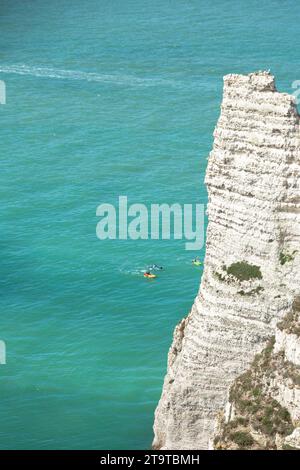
1,0,300,450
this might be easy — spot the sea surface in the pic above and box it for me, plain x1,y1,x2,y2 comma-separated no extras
1,0,300,450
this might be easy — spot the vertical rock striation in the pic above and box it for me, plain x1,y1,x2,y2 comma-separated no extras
153,71,300,450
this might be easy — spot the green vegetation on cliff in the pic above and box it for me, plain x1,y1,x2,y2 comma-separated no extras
214,337,295,450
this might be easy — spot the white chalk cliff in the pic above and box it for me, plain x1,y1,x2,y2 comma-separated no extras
153,71,300,450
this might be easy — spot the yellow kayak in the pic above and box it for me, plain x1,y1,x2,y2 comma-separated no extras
192,260,202,266
144,273,157,279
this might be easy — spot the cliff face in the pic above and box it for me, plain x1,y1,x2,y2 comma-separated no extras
153,71,300,450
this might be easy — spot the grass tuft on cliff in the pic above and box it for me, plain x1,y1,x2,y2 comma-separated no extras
225,261,262,281
279,250,297,265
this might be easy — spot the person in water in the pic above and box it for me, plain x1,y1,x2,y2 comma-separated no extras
150,264,163,270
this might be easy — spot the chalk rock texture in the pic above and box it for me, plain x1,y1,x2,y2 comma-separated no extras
284,427,300,449
153,71,300,450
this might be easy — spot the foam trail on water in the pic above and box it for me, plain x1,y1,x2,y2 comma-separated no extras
0,64,183,88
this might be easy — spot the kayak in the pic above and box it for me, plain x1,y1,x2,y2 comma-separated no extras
192,260,202,266
144,273,157,279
